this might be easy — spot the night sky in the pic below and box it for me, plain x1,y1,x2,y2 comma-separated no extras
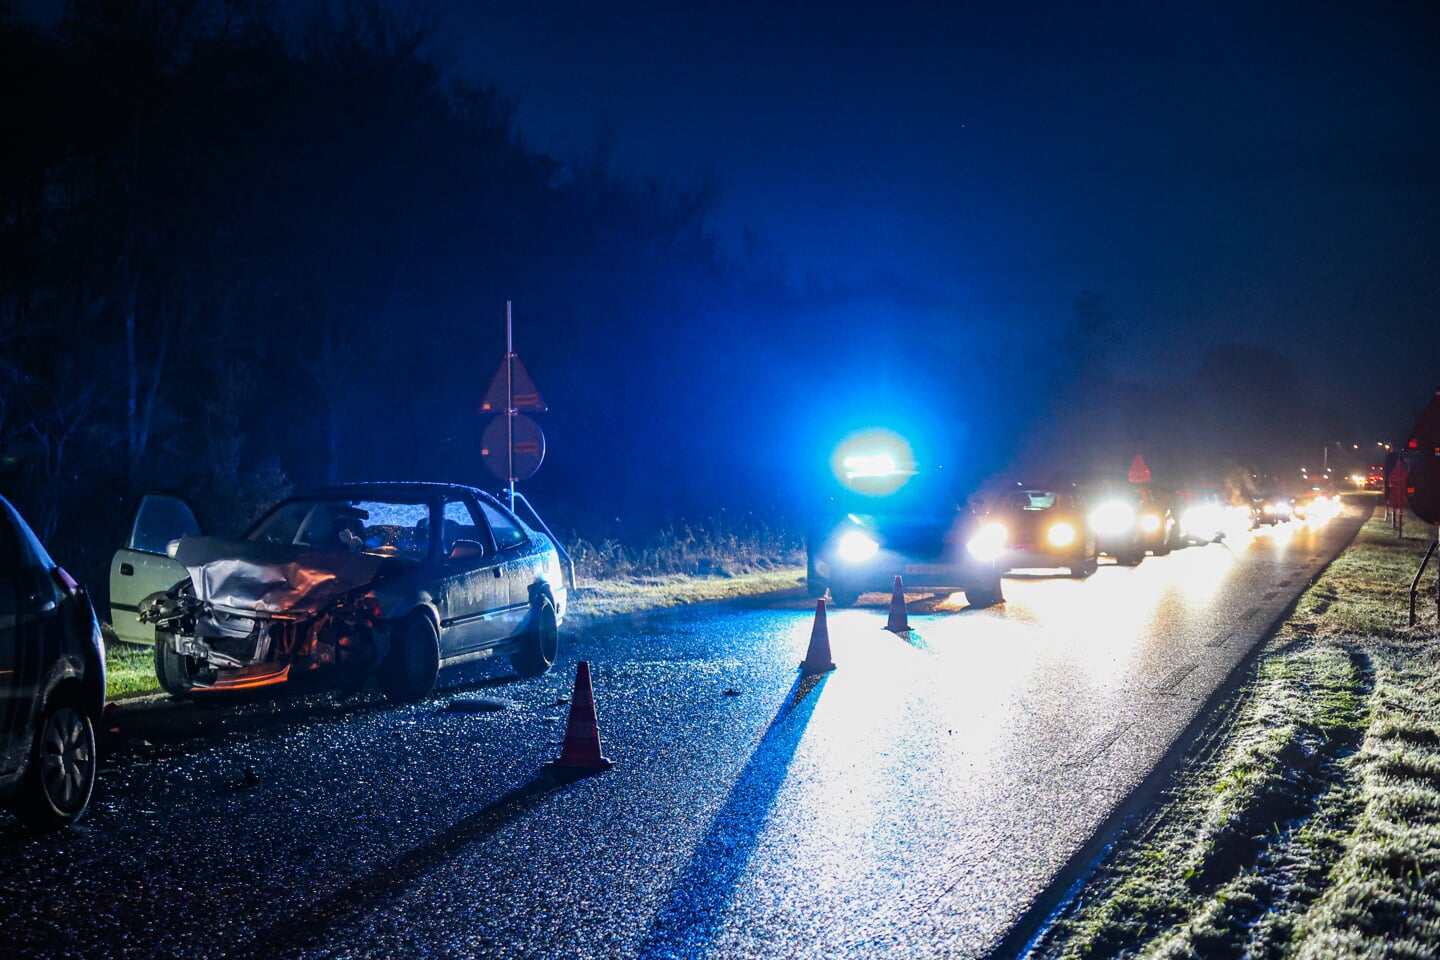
429,1,1439,441
11,0,1438,503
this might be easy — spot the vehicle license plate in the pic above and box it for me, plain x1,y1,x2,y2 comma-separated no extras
904,563,951,575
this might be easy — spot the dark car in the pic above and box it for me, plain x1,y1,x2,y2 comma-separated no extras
1173,486,1231,544
125,482,570,703
1255,489,1295,525
1084,483,1175,563
987,484,1098,577
806,469,1004,608
1083,484,1146,565
1293,480,1342,522
1,494,105,828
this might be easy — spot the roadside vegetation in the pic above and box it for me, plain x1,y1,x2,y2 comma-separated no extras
1035,510,1440,958
102,517,805,700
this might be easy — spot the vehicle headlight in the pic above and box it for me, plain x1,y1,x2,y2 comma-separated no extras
966,521,1008,562
1139,512,1162,534
1091,501,1135,536
836,530,880,564
1046,522,1076,548
1182,505,1222,536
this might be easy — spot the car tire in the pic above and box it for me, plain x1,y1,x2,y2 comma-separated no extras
18,693,97,830
378,615,440,704
154,631,197,697
509,596,558,678
828,583,860,607
1068,550,1097,578
966,577,1005,608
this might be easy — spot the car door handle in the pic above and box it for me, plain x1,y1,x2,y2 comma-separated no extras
120,563,135,576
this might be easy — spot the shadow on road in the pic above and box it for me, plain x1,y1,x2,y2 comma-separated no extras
636,671,829,960
103,664,535,750
226,772,572,960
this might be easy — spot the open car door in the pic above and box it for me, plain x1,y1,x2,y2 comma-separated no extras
109,493,200,645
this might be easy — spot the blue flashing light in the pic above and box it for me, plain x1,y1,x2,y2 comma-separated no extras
842,453,898,479
831,429,915,495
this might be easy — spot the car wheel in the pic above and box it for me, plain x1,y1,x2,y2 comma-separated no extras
1067,550,1095,579
18,694,97,829
510,596,558,678
828,583,860,607
154,631,197,697
966,576,1005,608
378,615,440,703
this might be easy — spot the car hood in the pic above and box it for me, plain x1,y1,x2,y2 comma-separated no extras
856,512,973,556
173,535,385,616
997,510,1062,539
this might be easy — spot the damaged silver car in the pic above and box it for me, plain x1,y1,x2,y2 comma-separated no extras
116,482,571,702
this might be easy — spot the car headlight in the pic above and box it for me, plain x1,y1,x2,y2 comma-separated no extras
966,521,1008,562
1139,512,1162,534
836,530,880,564
1182,505,1222,537
1091,501,1135,536
1046,522,1076,548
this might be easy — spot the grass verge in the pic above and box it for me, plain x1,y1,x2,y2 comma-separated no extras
1034,512,1440,958
103,567,807,700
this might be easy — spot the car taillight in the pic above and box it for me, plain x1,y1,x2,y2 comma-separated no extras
52,566,80,596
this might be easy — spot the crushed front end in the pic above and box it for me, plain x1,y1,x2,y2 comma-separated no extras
139,536,389,694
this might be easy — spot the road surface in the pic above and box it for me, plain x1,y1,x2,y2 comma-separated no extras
0,508,1367,959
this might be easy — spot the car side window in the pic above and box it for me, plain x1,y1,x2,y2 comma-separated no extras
441,500,484,557
0,510,22,578
477,500,529,551
130,493,201,554
0,502,56,604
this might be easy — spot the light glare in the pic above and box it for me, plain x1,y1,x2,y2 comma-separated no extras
967,521,1008,562
837,530,880,564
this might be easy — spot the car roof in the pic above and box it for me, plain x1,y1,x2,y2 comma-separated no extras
301,481,501,502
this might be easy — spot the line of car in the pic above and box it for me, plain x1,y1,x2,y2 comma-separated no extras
806,471,1333,608
3,481,574,829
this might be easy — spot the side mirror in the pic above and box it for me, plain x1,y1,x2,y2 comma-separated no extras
448,539,485,562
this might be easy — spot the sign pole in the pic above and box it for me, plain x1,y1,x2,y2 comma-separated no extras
506,301,515,509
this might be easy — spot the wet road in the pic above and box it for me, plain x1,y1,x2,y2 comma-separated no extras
0,508,1367,959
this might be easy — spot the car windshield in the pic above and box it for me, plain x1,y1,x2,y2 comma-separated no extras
250,497,433,561
844,472,962,521
1010,490,1056,511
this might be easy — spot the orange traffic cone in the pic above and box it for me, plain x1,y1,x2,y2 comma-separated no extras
544,661,614,776
801,599,836,674
886,575,909,633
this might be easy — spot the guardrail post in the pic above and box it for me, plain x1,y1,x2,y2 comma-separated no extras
1411,524,1440,629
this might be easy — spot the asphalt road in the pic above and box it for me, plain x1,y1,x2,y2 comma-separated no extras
0,508,1368,960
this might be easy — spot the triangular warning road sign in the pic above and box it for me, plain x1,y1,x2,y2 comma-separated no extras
479,354,547,413
1127,455,1151,484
